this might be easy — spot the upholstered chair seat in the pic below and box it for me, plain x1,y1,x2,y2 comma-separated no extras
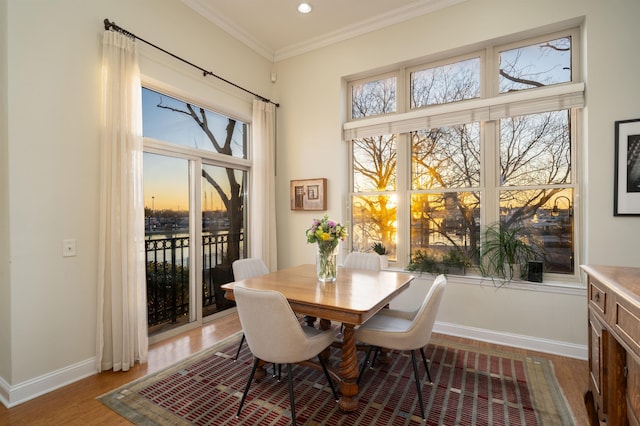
355,274,447,420
234,286,338,425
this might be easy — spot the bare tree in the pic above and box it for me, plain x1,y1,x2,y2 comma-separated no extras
352,134,397,250
351,38,574,271
157,102,244,266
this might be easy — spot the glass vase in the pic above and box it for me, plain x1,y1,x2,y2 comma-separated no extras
316,241,339,282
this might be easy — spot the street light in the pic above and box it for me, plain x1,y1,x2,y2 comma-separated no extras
551,195,573,217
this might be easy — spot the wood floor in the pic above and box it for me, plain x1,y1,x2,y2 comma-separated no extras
0,312,590,425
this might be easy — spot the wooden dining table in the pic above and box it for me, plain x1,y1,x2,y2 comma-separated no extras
220,263,414,412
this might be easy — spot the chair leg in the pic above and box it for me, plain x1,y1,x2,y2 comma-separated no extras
357,345,375,384
410,350,426,420
318,354,338,400
286,364,297,426
276,363,282,381
270,363,281,379
370,346,381,368
419,347,432,383
234,333,246,361
236,357,259,417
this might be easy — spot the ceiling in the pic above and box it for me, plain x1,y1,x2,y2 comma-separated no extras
182,0,464,61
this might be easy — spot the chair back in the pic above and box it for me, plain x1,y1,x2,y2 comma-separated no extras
232,258,269,281
399,274,447,350
343,252,381,271
234,286,328,363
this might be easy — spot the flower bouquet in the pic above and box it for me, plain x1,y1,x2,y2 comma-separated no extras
306,214,347,282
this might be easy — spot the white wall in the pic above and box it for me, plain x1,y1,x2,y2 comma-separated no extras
0,0,11,386
1,0,272,406
273,0,640,357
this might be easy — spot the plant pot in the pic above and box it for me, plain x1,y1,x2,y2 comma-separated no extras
379,255,389,269
504,263,521,281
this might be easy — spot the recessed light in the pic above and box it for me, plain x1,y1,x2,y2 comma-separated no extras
297,3,312,14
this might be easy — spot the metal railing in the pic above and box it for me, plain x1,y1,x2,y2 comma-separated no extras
145,232,243,327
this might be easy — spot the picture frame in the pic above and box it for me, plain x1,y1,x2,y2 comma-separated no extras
614,119,640,215
290,178,327,211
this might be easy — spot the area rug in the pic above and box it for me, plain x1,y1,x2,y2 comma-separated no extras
98,332,575,425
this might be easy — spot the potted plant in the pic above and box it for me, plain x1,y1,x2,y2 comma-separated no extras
406,249,440,275
440,248,472,275
479,221,542,282
371,242,389,268
406,248,470,276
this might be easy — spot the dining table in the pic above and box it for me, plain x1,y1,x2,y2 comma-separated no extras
221,263,414,412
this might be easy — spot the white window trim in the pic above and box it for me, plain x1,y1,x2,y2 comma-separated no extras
141,80,253,342
344,27,584,286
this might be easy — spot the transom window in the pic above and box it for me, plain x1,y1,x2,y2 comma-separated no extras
345,28,582,280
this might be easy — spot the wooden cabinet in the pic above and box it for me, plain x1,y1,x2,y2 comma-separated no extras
582,265,640,426
588,310,606,416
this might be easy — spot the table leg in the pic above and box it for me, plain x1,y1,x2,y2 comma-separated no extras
318,318,332,361
338,323,359,412
319,318,331,330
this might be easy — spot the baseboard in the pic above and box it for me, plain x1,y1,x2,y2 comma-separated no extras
0,357,97,408
434,321,588,360
0,376,10,408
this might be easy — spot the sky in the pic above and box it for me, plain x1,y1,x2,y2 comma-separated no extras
142,87,246,212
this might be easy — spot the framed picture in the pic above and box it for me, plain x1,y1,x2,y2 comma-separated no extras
290,178,327,211
614,119,640,215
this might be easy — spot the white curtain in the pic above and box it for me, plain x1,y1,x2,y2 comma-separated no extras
96,31,148,372
250,100,278,271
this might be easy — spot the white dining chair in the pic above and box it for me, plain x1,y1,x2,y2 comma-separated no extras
232,258,269,360
335,251,383,333
234,286,338,425
355,274,447,420
232,258,269,280
343,252,381,271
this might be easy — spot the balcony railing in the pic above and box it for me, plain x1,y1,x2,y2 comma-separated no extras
145,232,243,328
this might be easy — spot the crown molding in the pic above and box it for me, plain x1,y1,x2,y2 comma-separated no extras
182,0,276,61
274,0,466,61
183,0,467,63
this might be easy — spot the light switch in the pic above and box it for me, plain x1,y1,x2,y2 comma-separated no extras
63,239,77,257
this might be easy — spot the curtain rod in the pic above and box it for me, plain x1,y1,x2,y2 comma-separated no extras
103,19,280,108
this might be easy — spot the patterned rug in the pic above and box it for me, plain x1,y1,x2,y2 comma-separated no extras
98,332,575,425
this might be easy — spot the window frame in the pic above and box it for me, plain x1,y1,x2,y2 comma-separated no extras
345,27,582,284
141,80,253,342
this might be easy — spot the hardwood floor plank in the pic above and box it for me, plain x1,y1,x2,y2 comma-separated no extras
0,312,588,425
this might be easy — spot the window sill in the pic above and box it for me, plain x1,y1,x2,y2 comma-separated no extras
385,266,587,296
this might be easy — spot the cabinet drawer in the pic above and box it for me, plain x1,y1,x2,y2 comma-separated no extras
614,298,640,354
590,279,607,315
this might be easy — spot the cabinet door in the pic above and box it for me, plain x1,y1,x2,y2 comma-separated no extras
627,354,640,425
589,311,607,419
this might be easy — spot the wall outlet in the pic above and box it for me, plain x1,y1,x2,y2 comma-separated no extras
63,239,77,257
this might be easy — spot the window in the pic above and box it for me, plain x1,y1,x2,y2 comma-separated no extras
345,28,582,280
350,74,397,119
410,123,481,265
351,134,397,255
142,86,249,334
498,35,572,93
411,57,481,108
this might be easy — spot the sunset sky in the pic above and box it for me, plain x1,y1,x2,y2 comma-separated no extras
142,87,246,212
